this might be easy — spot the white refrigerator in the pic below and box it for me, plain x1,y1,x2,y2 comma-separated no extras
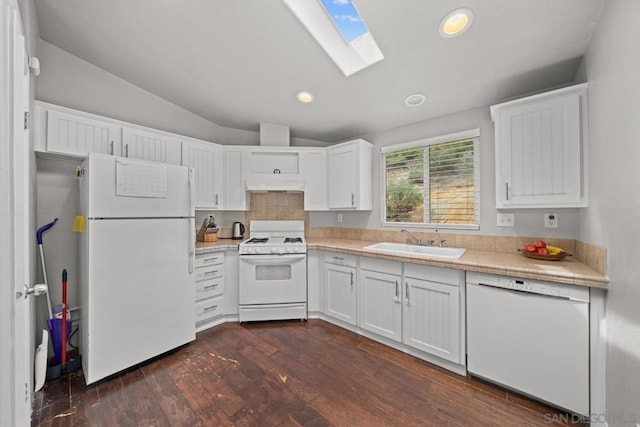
79,153,195,385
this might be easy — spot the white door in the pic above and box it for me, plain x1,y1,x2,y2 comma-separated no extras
300,151,327,210
122,127,182,165
324,263,356,325
358,269,402,342
1,1,32,424
46,109,122,157
182,140,223,209
402,277,460,363
83,218,195,385
327,145,357,209
82,153,193,218
223,149,248,210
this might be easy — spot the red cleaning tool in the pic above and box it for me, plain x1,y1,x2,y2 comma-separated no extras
61,269,67,365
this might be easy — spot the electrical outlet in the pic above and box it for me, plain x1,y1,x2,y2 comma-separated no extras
337,213,343,223
544,213,558,228
497,213,515,227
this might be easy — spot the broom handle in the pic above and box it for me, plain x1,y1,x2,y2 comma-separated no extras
62,269,67,365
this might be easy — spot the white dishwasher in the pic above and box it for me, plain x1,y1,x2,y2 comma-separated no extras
466,272,590,416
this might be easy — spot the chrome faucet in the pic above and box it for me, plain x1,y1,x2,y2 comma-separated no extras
425,240,435,247
401,229,422,245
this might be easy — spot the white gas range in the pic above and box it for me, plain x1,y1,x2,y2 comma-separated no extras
238,220,307,322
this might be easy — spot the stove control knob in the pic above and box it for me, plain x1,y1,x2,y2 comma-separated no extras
248,248,255,254
286,247,293,253
271,248,277,254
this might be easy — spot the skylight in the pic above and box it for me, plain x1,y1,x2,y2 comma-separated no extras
319,0,369,43
283,0,384,77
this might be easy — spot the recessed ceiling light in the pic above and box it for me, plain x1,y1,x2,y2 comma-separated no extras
439,8,473,38
405,93,426,107
297,91,315,103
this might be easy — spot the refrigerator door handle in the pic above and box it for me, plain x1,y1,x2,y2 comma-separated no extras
187,168,195,213
188,217,195,274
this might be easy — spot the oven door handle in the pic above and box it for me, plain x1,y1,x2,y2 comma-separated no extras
240,254,307,264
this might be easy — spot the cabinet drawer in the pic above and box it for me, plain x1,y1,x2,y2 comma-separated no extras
195,295,224,323
360,256,402,276
196,276,224,301
195,263,224,282
324,252,357,267
195,252,225,267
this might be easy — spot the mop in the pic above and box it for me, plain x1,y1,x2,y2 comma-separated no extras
34,218,57,391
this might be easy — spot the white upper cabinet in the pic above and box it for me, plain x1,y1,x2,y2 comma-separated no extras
122,127,182,165
300,150,327,210
491,84,588,208
182,139,223,210
327,139,372,210
45,109,122,157
223,149,249,210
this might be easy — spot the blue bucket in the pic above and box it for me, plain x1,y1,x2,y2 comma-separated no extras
47,318,72,364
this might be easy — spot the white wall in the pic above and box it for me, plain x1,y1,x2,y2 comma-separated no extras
37,40,224,143
580,0,640,423
323,105,581,238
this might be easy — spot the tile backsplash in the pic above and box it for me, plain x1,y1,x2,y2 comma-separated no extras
244,192,309,236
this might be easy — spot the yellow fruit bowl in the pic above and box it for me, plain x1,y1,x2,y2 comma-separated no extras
518,249,572,261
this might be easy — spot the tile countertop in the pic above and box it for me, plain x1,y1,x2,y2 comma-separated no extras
306,238,608,289
195,239,239,254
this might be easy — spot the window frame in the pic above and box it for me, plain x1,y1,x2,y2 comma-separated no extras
380,128,480,230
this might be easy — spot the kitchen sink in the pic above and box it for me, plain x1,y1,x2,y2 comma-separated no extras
363,242,466,259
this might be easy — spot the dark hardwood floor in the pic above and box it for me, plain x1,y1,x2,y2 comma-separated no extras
32,319,584,426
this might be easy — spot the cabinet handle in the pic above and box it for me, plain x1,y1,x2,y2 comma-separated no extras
110,140,114,155
203,284,219,290
332,256,344,261
203,257,219,263
215,194,219,206
394,280,400,303
350,271,354,286
203,270,218,276
125,143,129,158
351,193,355,206
203,304,218,312
405,282,410,307
505,182,509,200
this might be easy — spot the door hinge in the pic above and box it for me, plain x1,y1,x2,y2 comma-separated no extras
24,111,30,130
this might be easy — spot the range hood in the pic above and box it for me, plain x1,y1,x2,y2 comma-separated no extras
245,175,305,192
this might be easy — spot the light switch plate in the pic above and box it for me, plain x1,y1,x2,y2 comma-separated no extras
497,213,515,227
544,213,558,228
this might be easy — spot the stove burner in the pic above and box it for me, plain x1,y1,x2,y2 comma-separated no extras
284,237,303,244
246,238,269,244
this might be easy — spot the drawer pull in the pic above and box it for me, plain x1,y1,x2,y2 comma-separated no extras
332,256,344,261
203,304,218,312
203,257,219,263
203,270,218,276
203,284,219,290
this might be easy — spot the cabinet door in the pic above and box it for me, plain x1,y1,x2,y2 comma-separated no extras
223,149,248,210
324,263,356,325
358,269,402,342
182,141,223,209
47,110,121,157
300,150,327,210
122,127,182,165
402,277,460,363
327,145,357,209
495,88,585,208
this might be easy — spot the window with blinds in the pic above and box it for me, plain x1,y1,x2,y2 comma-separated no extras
382,130,480,229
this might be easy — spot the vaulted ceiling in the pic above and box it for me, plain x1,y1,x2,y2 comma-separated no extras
35,0,606,142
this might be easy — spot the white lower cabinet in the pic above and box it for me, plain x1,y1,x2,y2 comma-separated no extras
358,257,402,342
323,253,357,325
194,251,225,332
403,264,463,364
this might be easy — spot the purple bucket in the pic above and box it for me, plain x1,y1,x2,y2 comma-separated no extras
47,318,72,364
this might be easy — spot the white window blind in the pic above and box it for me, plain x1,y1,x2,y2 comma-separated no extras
383,130,480,229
